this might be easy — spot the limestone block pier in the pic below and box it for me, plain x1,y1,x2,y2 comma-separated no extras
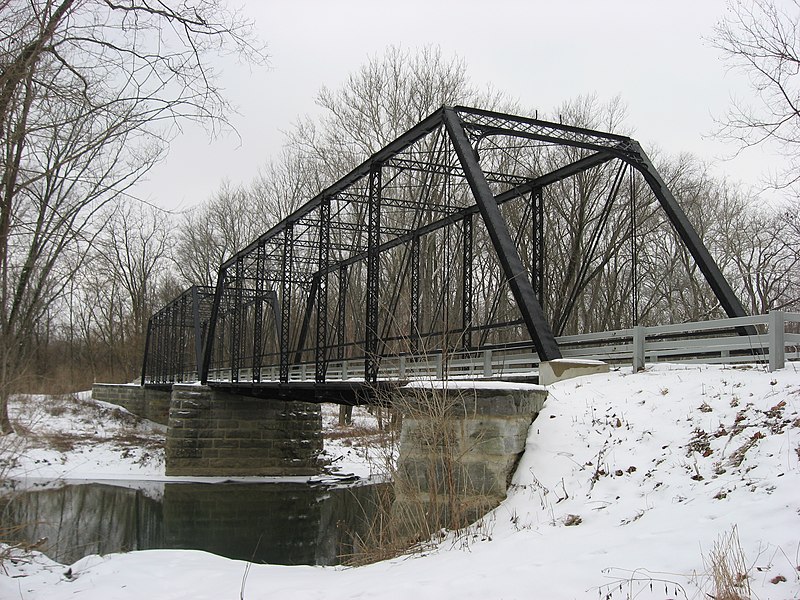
165,384,322,477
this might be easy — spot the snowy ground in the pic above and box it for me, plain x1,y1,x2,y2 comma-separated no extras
320,404,397,481
1,391,166,483
1,363,799,600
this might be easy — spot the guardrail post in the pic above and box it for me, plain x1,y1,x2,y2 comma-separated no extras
435,353,443,379
341,360,348,381
633,325,645,372
768,311,785,372
483,349,493,378
399,355,406,379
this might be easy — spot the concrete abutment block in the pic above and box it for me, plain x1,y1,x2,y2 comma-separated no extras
538,359,609,386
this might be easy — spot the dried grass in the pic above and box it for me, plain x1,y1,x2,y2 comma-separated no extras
339,380,484,566
705,526,752,600
325,424,384,441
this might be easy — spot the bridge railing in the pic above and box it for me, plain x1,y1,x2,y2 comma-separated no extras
196,312,799,384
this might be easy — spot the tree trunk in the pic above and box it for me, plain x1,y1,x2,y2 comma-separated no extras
338,404,353,426
0,392,14,435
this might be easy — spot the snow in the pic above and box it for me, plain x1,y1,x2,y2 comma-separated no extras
404,379,545,391
2,363,799,600
3,391,166,484
319,403,397,481
3,393,386,485
546,358,608,366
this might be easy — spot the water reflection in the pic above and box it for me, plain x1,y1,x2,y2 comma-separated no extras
0,481,387,566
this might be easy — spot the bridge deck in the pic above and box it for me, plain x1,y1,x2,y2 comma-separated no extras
206,380,400,405
146,375,541,405
144,380,393,405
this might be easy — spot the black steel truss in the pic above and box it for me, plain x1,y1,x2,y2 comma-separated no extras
142,286,216,385
142,106,750,388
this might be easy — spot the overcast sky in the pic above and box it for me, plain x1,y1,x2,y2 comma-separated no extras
134,0,782,212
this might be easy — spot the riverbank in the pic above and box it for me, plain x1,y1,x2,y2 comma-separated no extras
1,392,388,485
2,363,799,599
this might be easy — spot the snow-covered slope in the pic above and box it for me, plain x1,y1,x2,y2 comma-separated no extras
2,363,798,600
3,391,165,482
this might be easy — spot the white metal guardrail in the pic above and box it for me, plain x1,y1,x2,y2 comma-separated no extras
196,311,799,384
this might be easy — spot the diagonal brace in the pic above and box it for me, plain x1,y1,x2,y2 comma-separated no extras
627,142,751,324
443,107,562,361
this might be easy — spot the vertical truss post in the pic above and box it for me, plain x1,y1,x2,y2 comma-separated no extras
191,286,203,379
532,187,545,304
152,316,160,383
266,289,280,350
410,235,420,353
161,314,170,383
152,314,160,383
252,244,265,382
280,224,294,383
217,312,226,379
316,198,331,383
177,294,188,382
365,163,382,383
200,267,227,384
157,310,166,383
294,275,320,366
443,107,562,361
162,310,170,383
230,258,243,382
168,305,179,383
141,317,153,385
629,169,639,326
337,265,348,361
462,215,473,351
158,314,167,384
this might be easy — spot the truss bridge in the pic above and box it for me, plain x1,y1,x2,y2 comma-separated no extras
142,106,755,404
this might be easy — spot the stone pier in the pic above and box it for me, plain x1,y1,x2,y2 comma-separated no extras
391,382,547,532
165,385,322,476
93,383,323,476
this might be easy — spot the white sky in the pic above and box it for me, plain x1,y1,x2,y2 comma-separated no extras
135,0,784,212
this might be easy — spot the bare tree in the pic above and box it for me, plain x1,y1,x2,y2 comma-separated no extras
96,202,173,378
711,0,800,313
712,0,800,189
283,45,512,191
0,1,266,433
173,180,265,288
720,197,800,313
252,148,320,224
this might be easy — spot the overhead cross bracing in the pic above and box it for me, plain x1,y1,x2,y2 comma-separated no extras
142,106,749,397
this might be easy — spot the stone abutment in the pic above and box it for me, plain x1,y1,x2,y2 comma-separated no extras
391,383,547,532
92,383,171,425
